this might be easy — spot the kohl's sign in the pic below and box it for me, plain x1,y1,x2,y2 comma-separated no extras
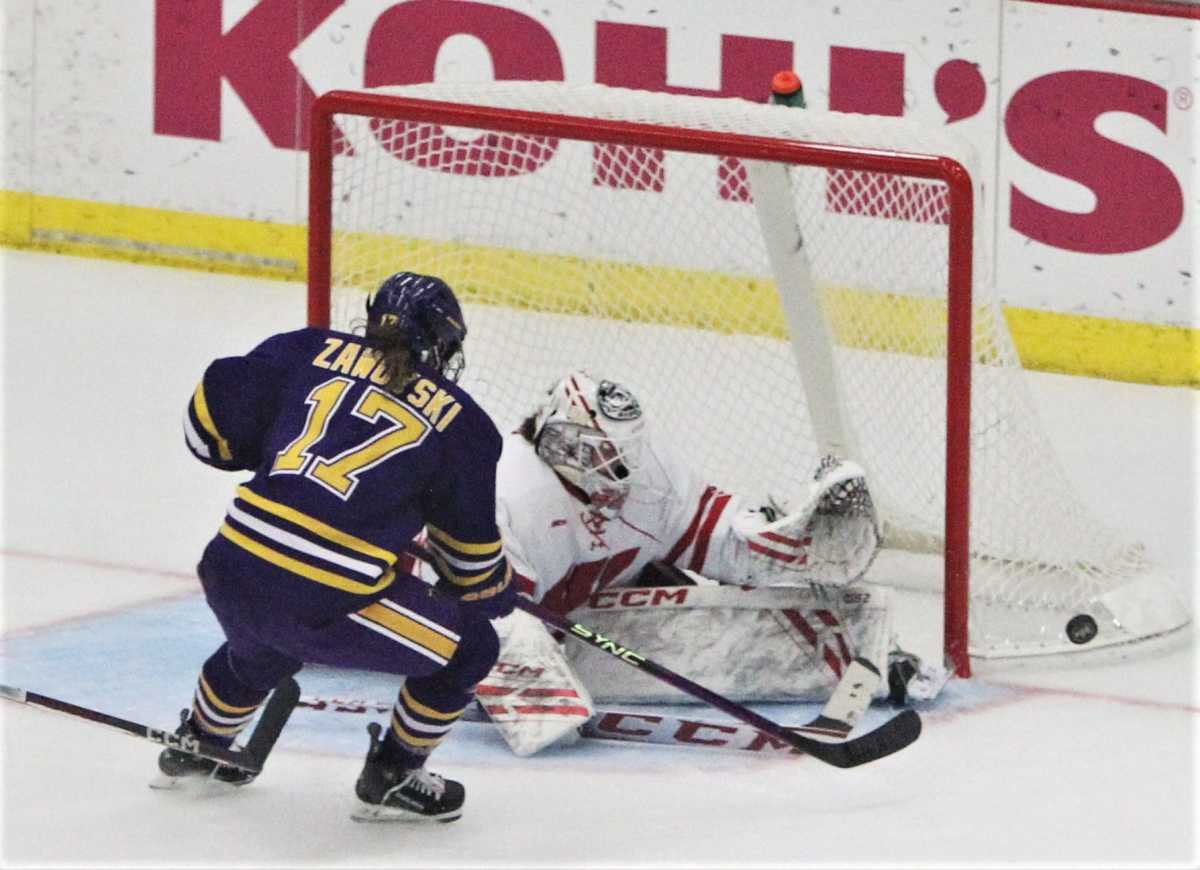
153,0,1187,256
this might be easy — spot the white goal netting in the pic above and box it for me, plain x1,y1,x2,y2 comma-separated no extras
312,82,1189,663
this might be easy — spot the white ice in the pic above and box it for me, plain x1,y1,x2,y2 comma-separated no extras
0,249,1195,867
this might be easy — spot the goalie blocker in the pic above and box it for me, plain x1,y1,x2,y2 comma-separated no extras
474,567,948,756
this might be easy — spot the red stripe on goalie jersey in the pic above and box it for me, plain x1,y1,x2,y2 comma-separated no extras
686,492,732,573
760,529,811,548
747,541,806,564
663,486,716,565
541,548,640,614
662,487,734,574
566,375,596,417
748,528,812,565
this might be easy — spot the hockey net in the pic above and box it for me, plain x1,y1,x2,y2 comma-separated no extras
308,82,1189,674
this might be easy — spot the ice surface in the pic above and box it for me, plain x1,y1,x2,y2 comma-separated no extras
0,249,1195,867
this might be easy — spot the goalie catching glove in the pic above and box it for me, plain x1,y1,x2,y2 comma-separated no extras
733,455,881,586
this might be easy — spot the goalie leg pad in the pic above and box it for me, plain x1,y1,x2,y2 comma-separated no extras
475,608,594,757
565,583,896,704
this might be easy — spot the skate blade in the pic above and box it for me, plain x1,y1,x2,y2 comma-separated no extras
148,773,241,797
350,801,462,824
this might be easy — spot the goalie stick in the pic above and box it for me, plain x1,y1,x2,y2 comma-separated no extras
297,693,903,757
0,677,301,774
408,543,921,769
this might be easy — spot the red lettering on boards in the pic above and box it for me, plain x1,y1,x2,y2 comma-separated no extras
1005,70,1183,253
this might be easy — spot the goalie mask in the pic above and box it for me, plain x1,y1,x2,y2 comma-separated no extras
532,372,646,518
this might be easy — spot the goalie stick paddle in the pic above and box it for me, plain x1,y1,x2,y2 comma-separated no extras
408,543,921,769
0,677,301,774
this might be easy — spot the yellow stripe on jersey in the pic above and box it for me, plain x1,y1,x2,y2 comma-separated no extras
236,485,396,563
191,381,233,462
401,684,465,722
426,524,502,557
356,603,458,661
219,523,395,595
198,674,259,715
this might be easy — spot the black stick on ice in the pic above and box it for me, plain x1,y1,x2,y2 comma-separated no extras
0,678,300,774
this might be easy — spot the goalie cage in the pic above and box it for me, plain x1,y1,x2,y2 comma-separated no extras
306,82,1190,677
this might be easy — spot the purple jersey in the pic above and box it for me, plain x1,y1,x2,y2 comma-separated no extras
184,327,507,621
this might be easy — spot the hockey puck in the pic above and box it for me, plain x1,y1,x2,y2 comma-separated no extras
1066,614,1098,645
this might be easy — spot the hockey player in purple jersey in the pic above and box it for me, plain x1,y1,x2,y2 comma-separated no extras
161,271,514,823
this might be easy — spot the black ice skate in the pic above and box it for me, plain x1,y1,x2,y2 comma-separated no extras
150,709,257,790
352,722,464,823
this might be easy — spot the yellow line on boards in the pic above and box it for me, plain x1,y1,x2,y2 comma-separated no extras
1,189,1194,387
1,190,305,280
1007,306,1197,387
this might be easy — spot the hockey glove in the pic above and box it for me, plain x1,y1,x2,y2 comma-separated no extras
447,561,516,620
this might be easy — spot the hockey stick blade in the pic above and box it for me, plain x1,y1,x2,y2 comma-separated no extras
0,683,261,773
807,707,921,767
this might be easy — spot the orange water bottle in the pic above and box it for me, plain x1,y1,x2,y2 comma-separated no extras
770,70,806,108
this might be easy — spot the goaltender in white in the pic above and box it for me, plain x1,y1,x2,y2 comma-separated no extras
409,370,948,756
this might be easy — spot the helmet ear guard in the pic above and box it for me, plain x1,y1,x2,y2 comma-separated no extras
366,272,467,381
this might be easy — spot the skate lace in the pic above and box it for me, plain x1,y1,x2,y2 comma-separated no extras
400,767,446,800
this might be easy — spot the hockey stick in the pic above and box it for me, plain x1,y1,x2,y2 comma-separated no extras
409,543,921,768
0,677,301,774
297,693,884,757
